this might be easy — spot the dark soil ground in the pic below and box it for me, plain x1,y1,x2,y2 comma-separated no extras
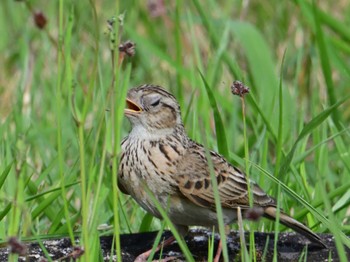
1,229,348,261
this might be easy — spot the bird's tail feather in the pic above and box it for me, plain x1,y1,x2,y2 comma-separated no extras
263,206,327,248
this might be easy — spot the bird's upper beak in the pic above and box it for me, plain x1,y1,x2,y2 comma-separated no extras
125,98,142,115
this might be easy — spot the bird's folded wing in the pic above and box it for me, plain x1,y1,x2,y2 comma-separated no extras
175,146,274,210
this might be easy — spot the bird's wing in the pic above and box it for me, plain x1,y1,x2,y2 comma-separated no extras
175,143,275,210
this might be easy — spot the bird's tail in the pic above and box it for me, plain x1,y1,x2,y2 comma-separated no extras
263,206,327,248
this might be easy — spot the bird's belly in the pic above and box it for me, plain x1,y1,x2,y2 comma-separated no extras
119,159,176,219
168,195,238,227
119,172,167,219
119,139,180,218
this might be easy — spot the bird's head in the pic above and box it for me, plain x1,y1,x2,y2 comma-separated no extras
124,85,183,136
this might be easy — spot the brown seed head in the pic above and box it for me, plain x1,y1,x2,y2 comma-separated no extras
147,0,166,17
244,207,264,221
71,246,85,259
231,81,250,97
119,40,136,57
34,11,47,29
8,237,27,256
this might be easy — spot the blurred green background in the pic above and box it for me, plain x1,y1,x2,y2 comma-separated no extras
1,0,350,261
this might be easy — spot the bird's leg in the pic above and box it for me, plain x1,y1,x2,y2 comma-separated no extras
213,225,231,262
213,238,222,262
134,236,176,262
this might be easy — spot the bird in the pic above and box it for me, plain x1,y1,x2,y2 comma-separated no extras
118,84,326,261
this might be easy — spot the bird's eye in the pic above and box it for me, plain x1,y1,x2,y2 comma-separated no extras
142,94,161,109
150,98,160,107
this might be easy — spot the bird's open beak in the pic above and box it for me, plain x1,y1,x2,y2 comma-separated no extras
125,98,142,115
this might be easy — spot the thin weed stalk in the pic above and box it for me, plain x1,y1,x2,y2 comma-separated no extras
56,0,74,248
231,81,255,260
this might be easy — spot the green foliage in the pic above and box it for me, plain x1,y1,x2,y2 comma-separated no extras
0,0,349,261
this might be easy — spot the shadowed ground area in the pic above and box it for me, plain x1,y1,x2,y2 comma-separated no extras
1,229,348,261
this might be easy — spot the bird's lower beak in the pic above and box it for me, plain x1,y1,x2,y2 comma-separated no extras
125,98,142,115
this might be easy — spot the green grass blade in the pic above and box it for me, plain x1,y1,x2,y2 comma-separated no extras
25,182,79,202
0,162,12,190
279,95,350,176
228,21,279,118
312,2,341,130
143,187,195,262
199,71,229,158
201,127,229,262
139,213,154,233
274,52,286,178
293,128,348,166
253,162,350,248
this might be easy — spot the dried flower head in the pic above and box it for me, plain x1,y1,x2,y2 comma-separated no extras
231,81,250,97
71,246,85,259
147,0,166,18
119,40,136,57
8,237,27,256
34,11,47,29
244,207,264,221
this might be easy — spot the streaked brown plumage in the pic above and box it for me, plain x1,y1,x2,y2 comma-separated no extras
118,84,326,258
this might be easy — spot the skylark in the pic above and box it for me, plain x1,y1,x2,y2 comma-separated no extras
118,84,326,260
